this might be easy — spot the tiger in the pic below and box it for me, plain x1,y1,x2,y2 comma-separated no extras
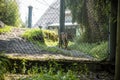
59,32,68,49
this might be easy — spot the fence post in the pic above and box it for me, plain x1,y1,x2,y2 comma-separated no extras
109,0,117,62
28,6,33,28
115,0,120,79
59,0,65,46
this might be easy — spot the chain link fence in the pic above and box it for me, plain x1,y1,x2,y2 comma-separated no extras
0,0,110,60
63,0,110,60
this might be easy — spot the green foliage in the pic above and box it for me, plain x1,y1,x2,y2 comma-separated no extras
44,39,58,46
11,60,28,74
0,25,12,34
27,64,39,75
21,70,79,80
89,42,108,60
43,30,58,42
43,30,58,46
9,59,89,80
22,28,45,43
21,59,27,74
22,29,59,46
69,42,96,54
69,41,108,60
0,55,10,80
20,62,79,80
12,61,17,74
0,0,21,26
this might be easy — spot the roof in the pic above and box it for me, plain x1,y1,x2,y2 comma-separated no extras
34,0,73,29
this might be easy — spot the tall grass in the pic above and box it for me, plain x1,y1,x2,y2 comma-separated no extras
43,30,58,42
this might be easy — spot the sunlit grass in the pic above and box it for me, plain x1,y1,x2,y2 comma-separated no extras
45,39,58,47
21,28,44,42
69,41,108,60
43,29,58,42
0,25,12,34
22,29,58,46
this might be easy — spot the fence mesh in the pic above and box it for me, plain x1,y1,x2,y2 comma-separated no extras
0,0,110,60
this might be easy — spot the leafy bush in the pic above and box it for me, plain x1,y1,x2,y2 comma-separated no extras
43,30,58,42
0,0,21,26
0,25,12,34
22,28,45,43
0,55,10,80
39,70,77,80
12,59,88,80
20,69,79,80
44,39,58,46
22,29,59,45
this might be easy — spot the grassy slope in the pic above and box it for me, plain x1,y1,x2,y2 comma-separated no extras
21,28,108,60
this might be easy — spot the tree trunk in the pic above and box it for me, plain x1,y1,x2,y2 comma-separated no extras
115,0,120,79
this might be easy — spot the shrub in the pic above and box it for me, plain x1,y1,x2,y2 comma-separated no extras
20,69,79,80
0,55,10,80
43,30,58,42
0,25,12,34
22,28,45,43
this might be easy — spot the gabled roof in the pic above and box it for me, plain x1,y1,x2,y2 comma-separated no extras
34,0,72,29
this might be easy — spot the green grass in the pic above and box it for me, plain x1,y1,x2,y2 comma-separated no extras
69,42,96,53
19,61,80,80
43,30,58,46
44,41,108,60
69,41,108,60
21,28,60,53
43,30,58,42
43,47,64,54
22,29,58,46
20,70,79,80
0,54,10,80
0,25,12,34
89,42,108,60
44,39,58,47
21,29,61,54
22,28,45,43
